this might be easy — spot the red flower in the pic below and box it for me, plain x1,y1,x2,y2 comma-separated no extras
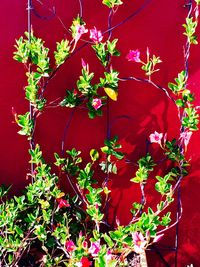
56,198,70,209
76,257,91,267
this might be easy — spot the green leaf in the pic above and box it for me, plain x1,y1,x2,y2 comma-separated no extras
54,39,70,66
90,149,99,161
103,233,114,247
101,146,109,153
176,99,185,107
15,226,24,238
102,0,123,8
130,176,143,183
161,212,171,226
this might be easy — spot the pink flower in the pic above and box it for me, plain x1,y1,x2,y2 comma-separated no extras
195,7,199,20
180,131,192,149
90,27,103,43
126,49,141,62
81,58,89,72
75,25,88,43
132,232,147,254
153,233,164,243
65,240,76,252
88,240,101,257
115,217,120,227
149,131,163,145
92,98,102,110
72,25,88,51
105,250,115,262
56,198,70,209
76,257,91,267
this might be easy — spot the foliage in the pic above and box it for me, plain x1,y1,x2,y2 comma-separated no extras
0,1,200,266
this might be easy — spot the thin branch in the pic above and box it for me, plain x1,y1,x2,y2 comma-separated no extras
61,109,76,156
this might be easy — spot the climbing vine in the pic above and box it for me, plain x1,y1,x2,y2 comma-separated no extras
0,1,199,266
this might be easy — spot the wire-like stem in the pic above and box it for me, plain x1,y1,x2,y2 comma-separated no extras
27,0,35,178
61,109,76,156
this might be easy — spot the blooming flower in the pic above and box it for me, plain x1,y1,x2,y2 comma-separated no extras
126,49,141,62
92,98,102,110
149,131,163,145
75,257,91,267
65,240,76,252
180,131,192,150
74,25,88,43
90,27,103,43
88,240,101,257
72,24,88,51
56,198,70,209
132,232,147,254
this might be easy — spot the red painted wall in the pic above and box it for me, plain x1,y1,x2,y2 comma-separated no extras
1,0,200,266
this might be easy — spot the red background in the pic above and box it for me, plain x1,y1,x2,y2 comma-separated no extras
1,0,200,266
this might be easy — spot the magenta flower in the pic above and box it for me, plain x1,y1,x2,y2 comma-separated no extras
180,131,192,149
88,240,101,257
149,131,163,145
56,198,70,209
92,98,102,110
126,49,141,62
65,240,76,252
90,27,103,43
132,232,147,254
81,58,87,68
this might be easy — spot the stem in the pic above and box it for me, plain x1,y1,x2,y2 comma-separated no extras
61,109,76,156
104,7,116,222
27,0,35,178
139,182,146,215
66,173,85,204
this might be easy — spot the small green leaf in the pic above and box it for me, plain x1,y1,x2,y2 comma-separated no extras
90,149,99,161
176,99,185,107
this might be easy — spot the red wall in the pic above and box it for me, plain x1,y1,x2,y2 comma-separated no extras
1,0,200,266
